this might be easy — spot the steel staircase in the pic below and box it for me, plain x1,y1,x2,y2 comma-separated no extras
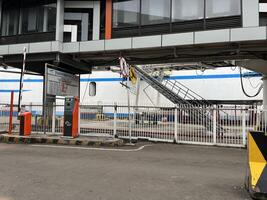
134,66,223,133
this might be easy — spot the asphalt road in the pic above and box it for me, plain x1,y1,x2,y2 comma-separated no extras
0,143,250,200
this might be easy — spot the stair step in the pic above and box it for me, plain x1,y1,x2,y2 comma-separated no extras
134,66,224,133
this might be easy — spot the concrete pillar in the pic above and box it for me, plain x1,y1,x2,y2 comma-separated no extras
56,0,64,41
18,8,23,34
43,7,49,32
263,76,267,110
0,0,2,31
93,1,100,40
81,13,89,41
242,0,259,27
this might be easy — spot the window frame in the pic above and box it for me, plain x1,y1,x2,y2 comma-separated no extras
140,0,171,26
171,0,205,23
1,0,57,37
111,0,242,38
112,0,141,29
205,0,242,19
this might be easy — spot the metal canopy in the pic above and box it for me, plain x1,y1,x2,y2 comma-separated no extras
2,40,267,74
75,40,267,68
2,53,92,75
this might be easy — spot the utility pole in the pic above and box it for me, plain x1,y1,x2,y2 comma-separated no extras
18,47,27,114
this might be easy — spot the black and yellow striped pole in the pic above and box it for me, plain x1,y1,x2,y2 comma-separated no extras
246,131,267,199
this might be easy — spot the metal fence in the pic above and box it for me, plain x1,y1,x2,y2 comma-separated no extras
0,102,265,147
0,104,10,132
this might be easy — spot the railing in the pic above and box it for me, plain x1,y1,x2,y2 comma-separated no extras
0,103,264,147
0,104,10,133
163,79,211,105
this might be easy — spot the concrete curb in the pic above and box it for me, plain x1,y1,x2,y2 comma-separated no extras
0,134,124,147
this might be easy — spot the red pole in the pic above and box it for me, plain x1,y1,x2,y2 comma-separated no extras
105,0,112,40
8,91,14,135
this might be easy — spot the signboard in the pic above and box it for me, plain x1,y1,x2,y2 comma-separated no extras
45,67,79,97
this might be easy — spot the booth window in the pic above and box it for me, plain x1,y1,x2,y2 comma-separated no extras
141,0,170,25
113,0,140,28
172,0,204,22
206,0,241,18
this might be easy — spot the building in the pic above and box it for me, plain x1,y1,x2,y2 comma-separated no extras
0,0,264,67
0,0,267,107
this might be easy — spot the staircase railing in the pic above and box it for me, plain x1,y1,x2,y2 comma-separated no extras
134,66,224,134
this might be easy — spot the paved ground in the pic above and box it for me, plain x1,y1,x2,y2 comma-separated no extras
0,143,250,200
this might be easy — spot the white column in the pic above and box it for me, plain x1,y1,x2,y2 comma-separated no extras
174,106,178,143
135,77,141,107
43,7,49,32
93,1,100,40
213,106,217,145
242,0,259,27
262,76,267,132
113,103,117,138
0,0,2,31
18,8,23,34
56,0,64,41
81,13,89,41
242,106,247,146
263,76,267,110
52,102,56,133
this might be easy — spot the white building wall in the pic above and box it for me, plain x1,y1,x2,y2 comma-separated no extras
242,0,259,27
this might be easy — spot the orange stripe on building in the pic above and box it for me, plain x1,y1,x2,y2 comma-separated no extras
105,0,112,40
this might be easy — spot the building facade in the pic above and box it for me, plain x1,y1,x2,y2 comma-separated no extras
0,0,265,74
0,0,263,42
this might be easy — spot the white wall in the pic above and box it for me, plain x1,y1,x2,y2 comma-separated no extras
242,0,259,27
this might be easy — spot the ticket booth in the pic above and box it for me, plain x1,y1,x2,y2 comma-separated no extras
19,112,32,136
63,96,79,138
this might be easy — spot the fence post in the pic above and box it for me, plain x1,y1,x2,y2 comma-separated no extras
113,103,117,138
213,106,217,145
29,102,32,112
52,102,56,134
242,106,247,146
174,105,178,143
8,91,14,135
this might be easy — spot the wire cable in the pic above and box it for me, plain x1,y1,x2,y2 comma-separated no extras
247,77,262,89
231,66,237,71
239,67,263,98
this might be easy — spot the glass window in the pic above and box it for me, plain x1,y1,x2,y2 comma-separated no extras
113,0,140,28
21,7,38,33
1,9,19,36
141,0,170,25
1,0,57,36
172,0,204,22
46,4,57,32
206,0,241,18
21,3,56,34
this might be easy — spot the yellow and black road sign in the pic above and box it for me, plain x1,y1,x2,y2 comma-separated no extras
247,131,267,199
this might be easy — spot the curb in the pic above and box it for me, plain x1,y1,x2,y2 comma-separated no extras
0,134,124,147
